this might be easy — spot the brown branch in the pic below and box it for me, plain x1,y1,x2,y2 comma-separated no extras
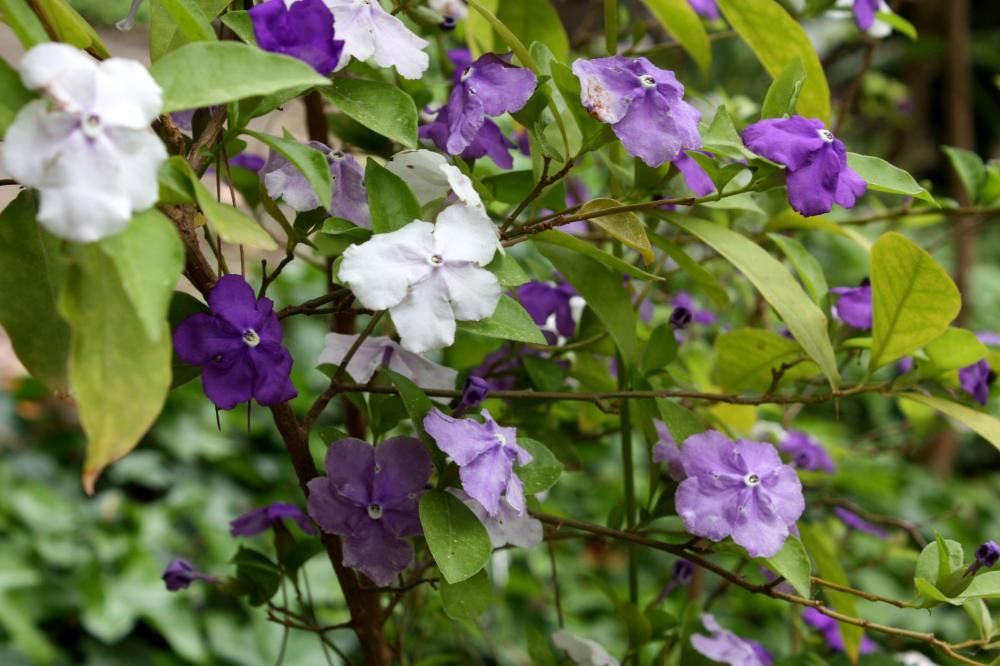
501,157,576,235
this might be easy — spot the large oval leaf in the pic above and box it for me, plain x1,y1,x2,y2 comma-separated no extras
715,328,817,392
458,295,546,345
638,0,711,73
847,153,936,205
322,79,419,149
496,0,569,62
900,394,1000,453
578,198,654,264
419,490,492,584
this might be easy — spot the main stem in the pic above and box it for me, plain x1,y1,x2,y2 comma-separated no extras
617,354,638,603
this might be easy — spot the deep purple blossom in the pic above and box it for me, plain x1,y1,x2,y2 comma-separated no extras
421,112,517,168
517,281,579,338
249,0,344,76
423,408,532,517
802,608,877,654
162,559,217,592
573,56,701,167
656,558,696,602
672,292,716,325
691,614,773,666
652,421,685,482
173,275,297,410
674,151,716,196
307,437,432,585
960,359,993,406
675,431,805,558
831,282,873,330
454,376,490,417
834,507,888,538
669,306,693,330
742,116,866,216
780,431,836,473
447,47,473,84
230,153,266,173
968,541,1000,576
689,0,720,19
853,0,880,30
230,502,317,537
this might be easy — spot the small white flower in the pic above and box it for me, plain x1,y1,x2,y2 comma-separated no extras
317,332,457,392
895,652,939,666
429,0,468,20
552,630,620,666
449,488,542,548
339,203,501,353
2,43,167,242
324,0,429,79
385,149,451,205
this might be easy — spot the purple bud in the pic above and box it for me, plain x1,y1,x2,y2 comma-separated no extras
162,559,218,592
440,16,457,30
976,541,1000,569
669,306,693,330
453,376,490,416
673,558,695,585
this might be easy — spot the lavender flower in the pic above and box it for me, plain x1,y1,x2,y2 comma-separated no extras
229,153,266,173
517,281,579,338
689,0,720,19
691,614,773,666
249,0,344,75
834,507,888,538
672,292,716,325
306,437,432,585
454,376,490,416
802,608,877,654
470,346,522,391
656,558,696,601
742,116,866,216
423,408,532,517
831,281,873,330
317,333,458,392
162,559,217,591
326,0,429,79
652,421,685,481
449,488,542,548
675,431,805,558
572,56,701,167
780,431,836,473
959,360,993,406
853,0,880,30
173,275,297,410
230,502,317,537
967,541,1000,576
674,151,716,196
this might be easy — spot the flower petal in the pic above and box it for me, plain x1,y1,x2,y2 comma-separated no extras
423,408,499,466
341,520,415,586
373,436,433,508
324,437,375,506
742,116,827,171
434,204,498,266
307,477,365,535
389,274,457,353
173,312,242,365
208,275,265,331
368,2,429,79
340,220,435,311
249,342,297,405
441,263,502,322
202,348,255,410
675,476,741,542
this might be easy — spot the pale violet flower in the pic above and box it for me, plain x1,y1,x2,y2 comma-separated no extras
449,488,543,549
325,0,429,79
834,0,893,38
552,630,620,666
339,203,501,353
2,43,167,242
317,332,458,391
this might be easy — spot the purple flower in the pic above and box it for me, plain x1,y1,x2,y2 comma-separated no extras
656,558,696,602
306,437,432,586
968,541,1000,575
421,112,517,168
960,359,993,406
741,116,866,217
802,608,877,654
689,0,720,19
447,47,473,85
517,281,578,338
449,488,542,548
780,431,836,473
853,0,880,30
652,421,685,481
831,282,872,330
470,346,521,391
675,431,805,558
173,275,297,410
572,56,701,167
229,153,266,173
672,292,716,325
249,0,344,75
230,502,317,537
691,614,773,666
977,332,1000,347
669,306,693,330
834,507,888,538
261,143,370,227
674,151,716,197
423,408,532,517
454,376,490,416
162,559,217,591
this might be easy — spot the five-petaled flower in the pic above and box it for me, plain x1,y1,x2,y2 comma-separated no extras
675,430,805,558
960,359,993,406
742,115,866,216
517,280,580,339
572,56,701,167
831,280,873,330
230,502,317,537
173,275,298,410
691,614,773,666
424,408,532,517
3,43,167,242
325,0,429,79
779,431,836,473
307,437,432,586
249,0,344,75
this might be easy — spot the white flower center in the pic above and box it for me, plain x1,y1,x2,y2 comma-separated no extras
496,433,507,447
242,329,261,347
817,129,835,143
367,503,383,520
743,473,761,487
461,67,473,83
428,254,444,266
639,74,657,88
81,113,102,139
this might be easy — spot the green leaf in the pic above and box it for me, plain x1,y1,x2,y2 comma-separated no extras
496,0,569,62
869,232,960,370
60,245,172,493
523,355,567,392
761,536,811,598
875,10,917,39
923,328,987,372
99,210,185,343
957,572,1000,602
715,328,817,392
943,146,986,204
900,393,1000,453
517,437,563,494
761,58,806,119
159,0,216,43
465,0,497,56
419,490,492,584
440,569,492,621
486,252,531,288
638,0,711,73
649,232,729,308
386,369,434,436
365,160,421,233
0,0,50,49
578,198,655,264
768,233,828,304
322,79,419,148
799,524,863,662
533,230,664,281
218,10,256,44
539,243,638,361
150,0,229,60
700,105,756,160
232,546,282,606
964,599,994,641
643,323,678,372
846,153,936,205
244,130,332,211
668,217,840,389
655,399,705,443
32,0,110,57
0,57,35,139
459,295,546,345
151,42,329,113
716,0,831,121
0,191,70,392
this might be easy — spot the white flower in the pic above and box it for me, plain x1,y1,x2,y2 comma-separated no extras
324,0,429,79
317,332,457,393
895,652,939,666
429,0,468,20
449,488,542,548
339,203,501,353
552,630,620,666
385,149,481,207
2,43,166,243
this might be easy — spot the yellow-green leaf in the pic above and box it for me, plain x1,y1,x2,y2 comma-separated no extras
638,0,711,73
578,198,655,264
901,393,1000,453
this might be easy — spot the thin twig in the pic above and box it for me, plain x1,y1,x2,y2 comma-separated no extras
501,157,577,235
